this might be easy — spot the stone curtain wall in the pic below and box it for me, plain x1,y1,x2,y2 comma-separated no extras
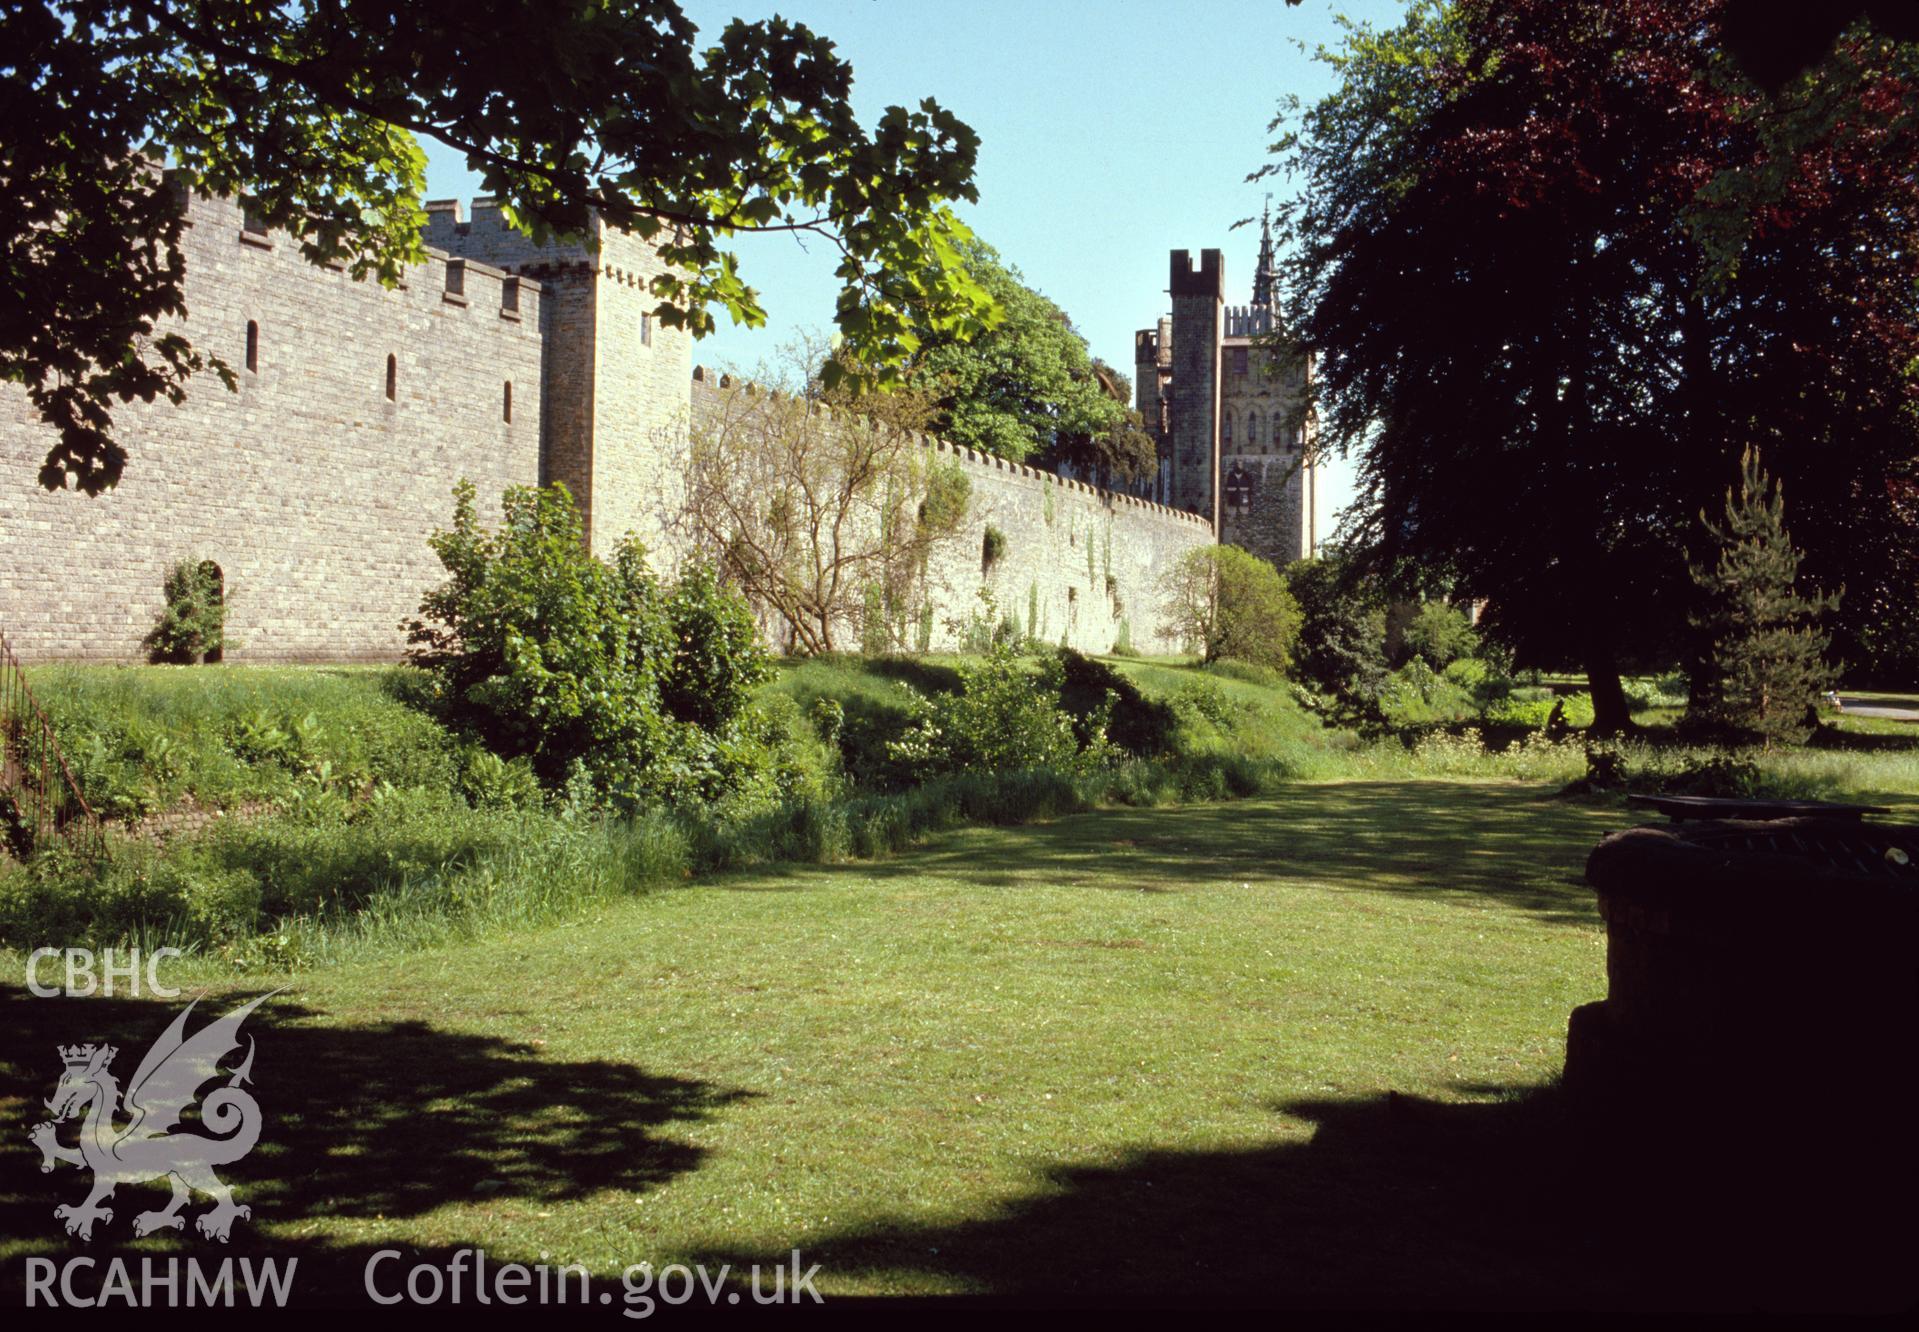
2,189,1209,664
1,184,543,661
688,376,1213,656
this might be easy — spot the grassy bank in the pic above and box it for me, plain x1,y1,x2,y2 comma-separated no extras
5,657,1915,963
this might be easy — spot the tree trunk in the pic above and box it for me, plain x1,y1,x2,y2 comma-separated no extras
1585,638,1633,736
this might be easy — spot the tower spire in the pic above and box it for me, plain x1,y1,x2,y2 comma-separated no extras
1251,194,1277,309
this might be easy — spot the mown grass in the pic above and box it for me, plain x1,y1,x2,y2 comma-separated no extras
4,781,1904,1307
0,784,1618,1303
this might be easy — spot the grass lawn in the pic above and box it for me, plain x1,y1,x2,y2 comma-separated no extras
18,777,1882,1309
5,661,1914,1308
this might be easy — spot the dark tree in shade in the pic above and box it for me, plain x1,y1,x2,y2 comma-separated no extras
1267,0,1917,730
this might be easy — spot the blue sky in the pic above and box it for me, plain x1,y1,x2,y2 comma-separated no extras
421,0,1405,529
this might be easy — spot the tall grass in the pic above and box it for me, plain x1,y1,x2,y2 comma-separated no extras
7,655,1913,967
26,664,455,818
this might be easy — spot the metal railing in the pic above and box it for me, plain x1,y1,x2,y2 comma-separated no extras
0,626,105,859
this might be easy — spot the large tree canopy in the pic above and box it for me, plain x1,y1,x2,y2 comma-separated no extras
1269,0,1919,726
901,238,1156,482
2,0,994,494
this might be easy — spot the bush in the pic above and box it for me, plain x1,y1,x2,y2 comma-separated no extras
887,642,1114,780
405,481,778,811
981,524,1008,572
1483,691,1596,731
1377,659,1478,724
1164,545,1301,670
1622,674,1689,714
145,559,226,664
1569,742,1767,799
1402,600,1478,669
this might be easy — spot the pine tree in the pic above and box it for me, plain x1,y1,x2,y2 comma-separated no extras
1686,448,1839,748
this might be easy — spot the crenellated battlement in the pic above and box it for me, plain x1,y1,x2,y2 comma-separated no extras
171,184,543,326
1223,304,1278,339
689,368,1210,529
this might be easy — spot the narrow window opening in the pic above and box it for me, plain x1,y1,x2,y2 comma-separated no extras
503,381,513,423
385,354,397,402
641,312,653,347
244,321,258,374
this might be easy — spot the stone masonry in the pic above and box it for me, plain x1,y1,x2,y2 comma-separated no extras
0,179,541,661
2,187,1213,662
423,200,691,560
687,375,1212,655
1136,208,1318,567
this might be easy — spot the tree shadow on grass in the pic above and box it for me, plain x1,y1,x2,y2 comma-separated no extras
859,656,964,696
0,986,751,1304
835,782,1618,927
687,1086,1915,1311
1805,725,1919,753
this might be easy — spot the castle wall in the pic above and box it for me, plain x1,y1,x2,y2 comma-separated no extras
933,438,1211,655
2,186,542,662
687,376,1213,655
585,228,693,563
3,192,1218,667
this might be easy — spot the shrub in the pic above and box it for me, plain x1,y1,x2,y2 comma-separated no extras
1164,545,1301,670
1377,659,1478,724
981,524,1008,572
887,642,1114,780
1402,600,1478,669
1569,742,1767,800
457,747,544,811
1622,673,1689,713
405,481,777,811
145,559,226,664
1484,691,1596,731
921,462,972,533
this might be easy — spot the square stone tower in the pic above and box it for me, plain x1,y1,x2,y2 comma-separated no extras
425,200,692,564
1138,218,1317,568
1166,248,1225,530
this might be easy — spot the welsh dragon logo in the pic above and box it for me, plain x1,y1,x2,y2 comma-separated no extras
29,993,274,1243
